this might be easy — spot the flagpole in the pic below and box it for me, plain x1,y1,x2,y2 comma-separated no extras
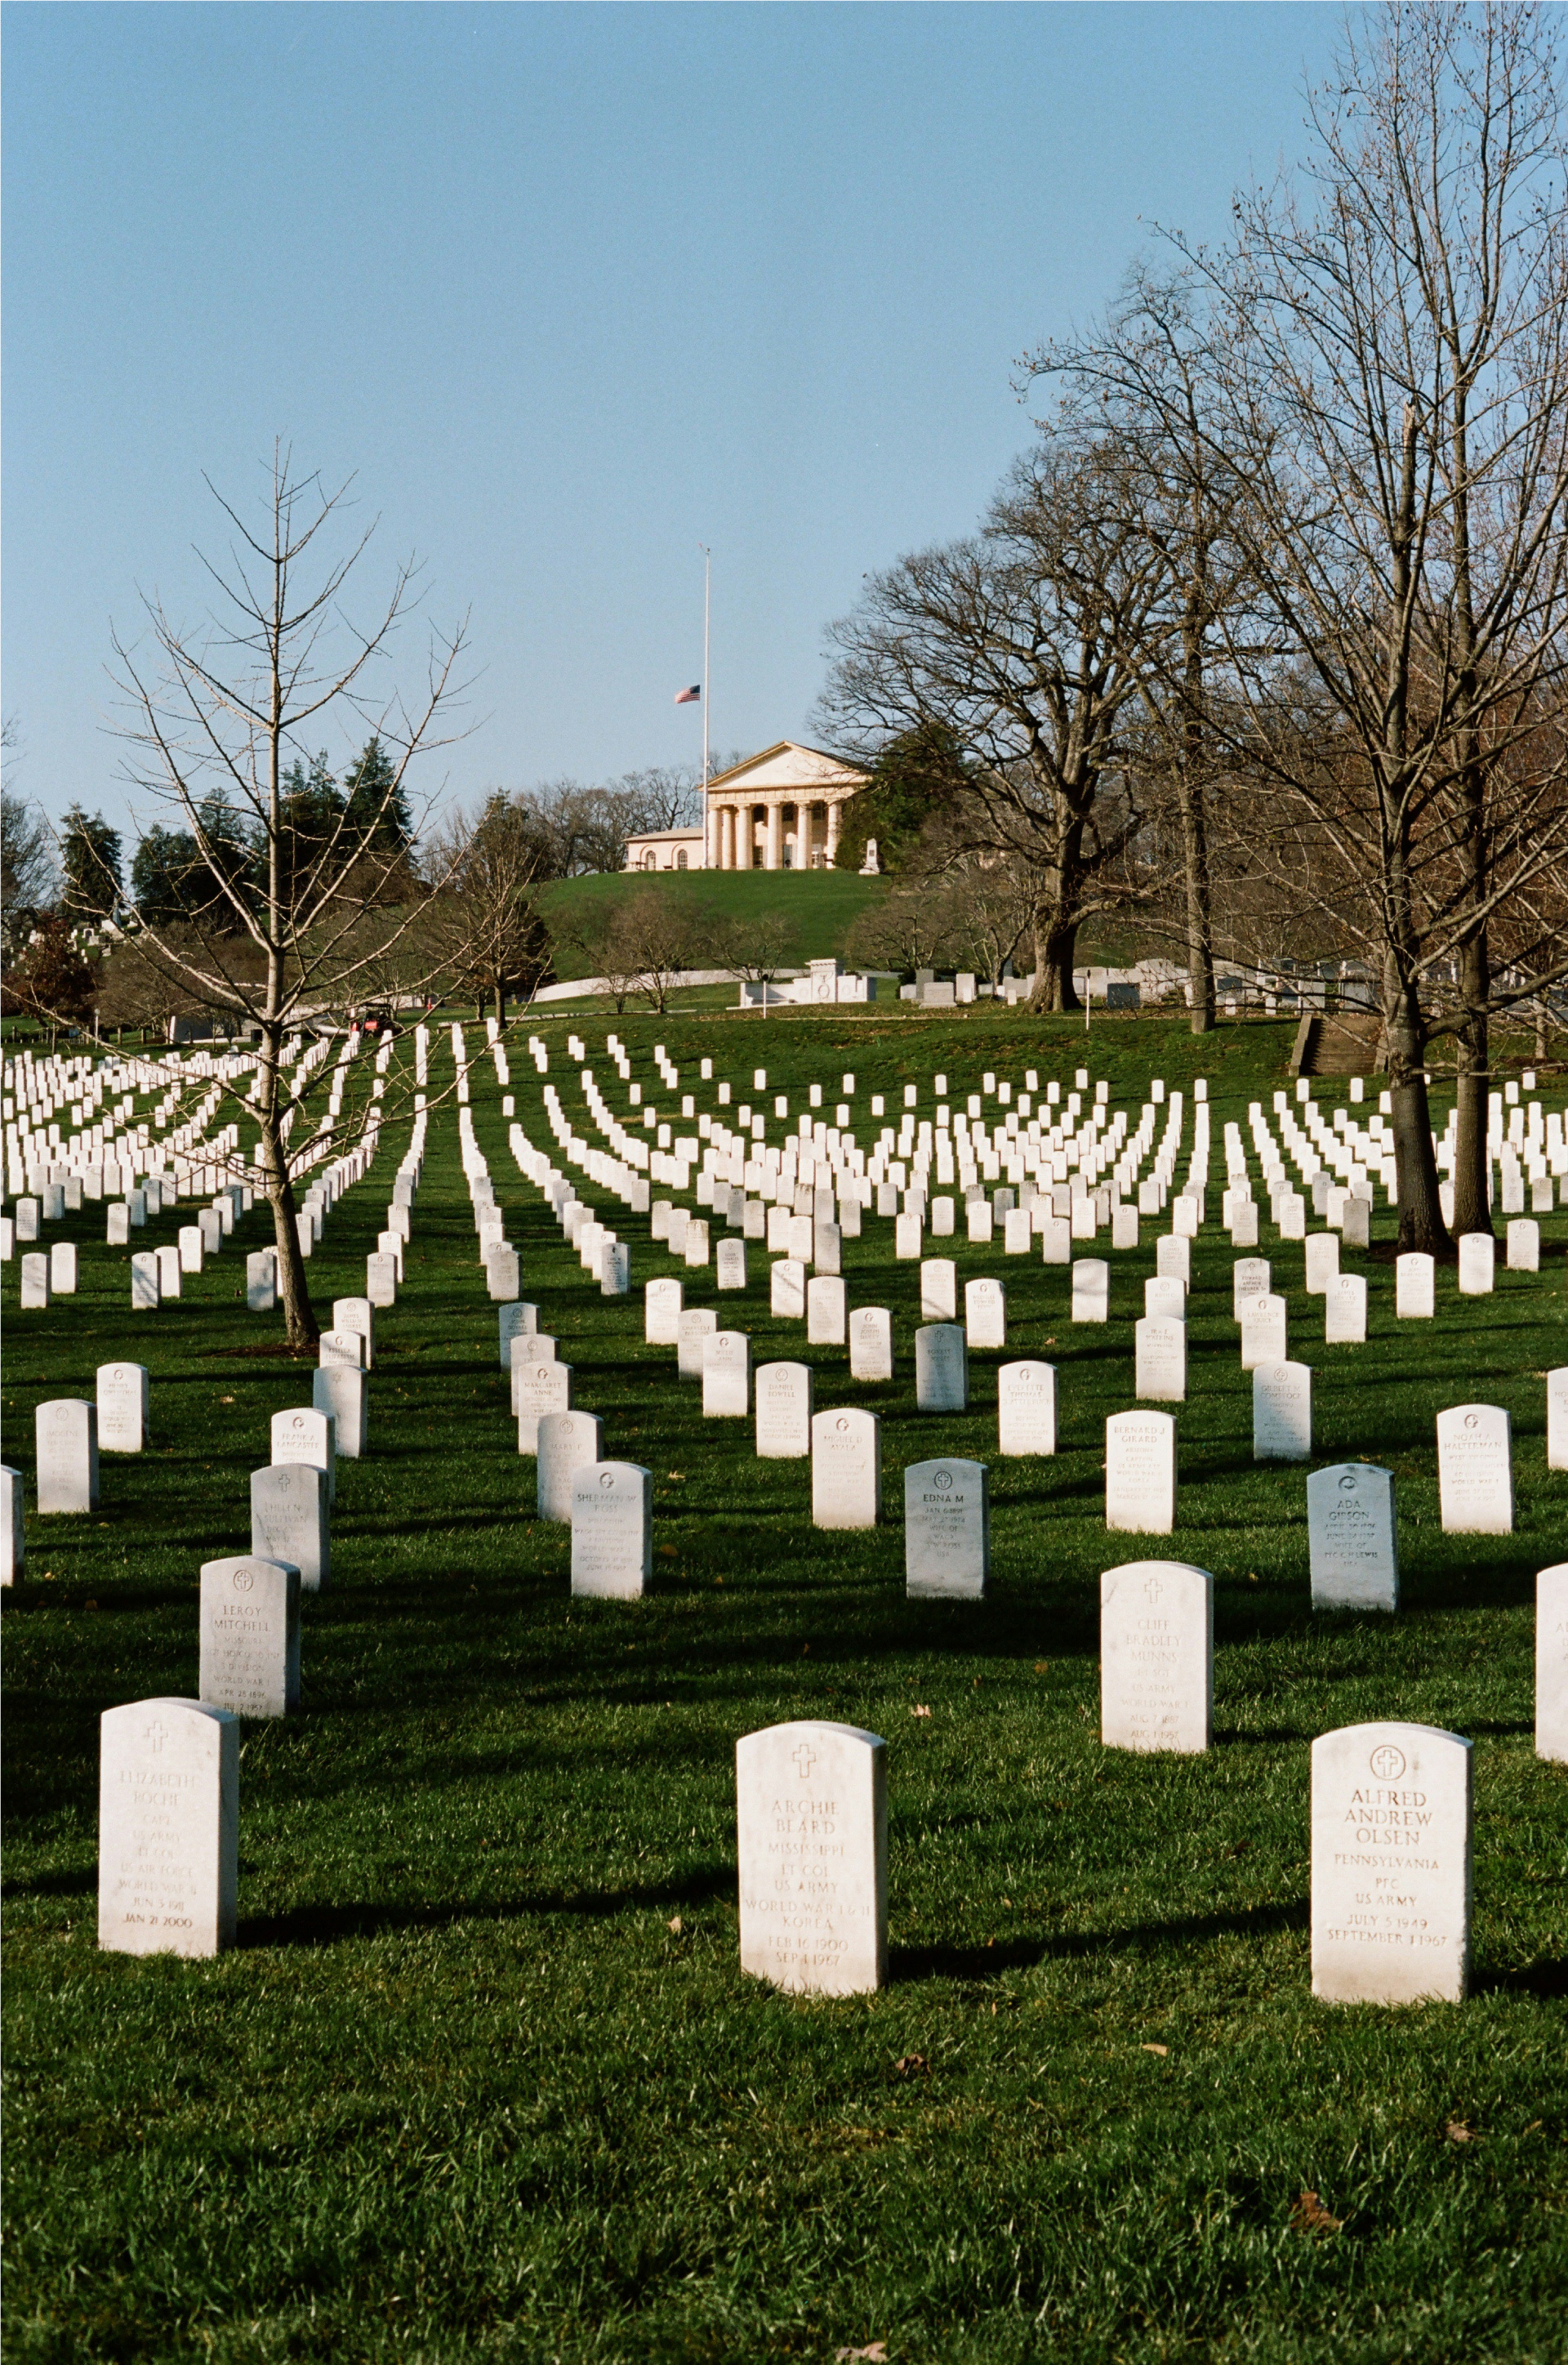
700,544,710,797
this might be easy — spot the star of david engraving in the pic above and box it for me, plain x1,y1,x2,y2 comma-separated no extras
791,1742,817,1783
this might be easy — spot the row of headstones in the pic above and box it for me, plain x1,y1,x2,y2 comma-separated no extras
93,1565,1568,1966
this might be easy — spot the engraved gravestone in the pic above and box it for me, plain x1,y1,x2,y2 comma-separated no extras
250,1463,328,1592
1230,1200,1260,1248
702,1330,751,1416
1307,1463,1398,1611
677,1310,718,1380
998,1360,1056,1456
1537,1564,1568,1763
644,1277,684,1344
915,1324,967,1412
246,1250,276,1312
736,1720,887,1996
570,1462,653,1598
500,1301,540,1368
515,1358,572,1452
2,1466,24,1585
1071,1258,1109,1323
537,1408,606,1521
131,1251,160,1309
333,1298,376,1368
319,1328,366,1372
1156,1236,1190,1284
920,1258,957,1321
1041,1215,1071,1265
806,1276,847,1345
1105,1410,1176,1534
1145,1274,1186,1322
1325,1273,1367,1344
849,1306,893,1381
198,1557,301,1717
1240,1292,1287,1370
1134,1316,1187,1403
601,1240,630,1296
1304,1232,1340,1295
98,1698,238,1959
486,1245,520,1301
1396,1252,1435,1318
1232,1257,1271,1316
36,1399,99,1514
1100,1560,1212,1754
1457,1233,1494,1296
1311,1721,1472,2005
717,1239,747,1292
270,1406,336,1509
811,1408,881,1529
1004,1207,1031,1256
50,1242,77,1296
1254,1361,1312,1460
96,1363,149,1453
964,1278,1006,1350
896,1212,924,1258
366,1251,398,1306
313,1364,367,1458
155,1244,182,1301
905,1458,989,1598
771,1259,806,1319
1548,1368,1568,1472
756,1361,813,1457
1506,1218,1539,1273
1437,1404,1513,1533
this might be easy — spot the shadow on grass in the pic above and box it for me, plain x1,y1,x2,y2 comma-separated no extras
890,1894,1310,1983
238,1864,731,1949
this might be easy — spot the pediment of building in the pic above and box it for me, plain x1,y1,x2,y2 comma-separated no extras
706,741,870,801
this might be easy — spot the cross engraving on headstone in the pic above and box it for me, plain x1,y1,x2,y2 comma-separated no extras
144,1718,168,1755
791,1742,817,1783
1143,1574,1165,1606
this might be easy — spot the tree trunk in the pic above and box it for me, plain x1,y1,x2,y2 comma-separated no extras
1451,935,1492,1238
1028,899,1081,1013
494,981,506,1026
1385,979,1448,1254
1178,564,1216,1034
256,1025,318,1348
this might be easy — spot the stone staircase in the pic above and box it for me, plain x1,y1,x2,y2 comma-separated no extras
1288,1011,1384,1077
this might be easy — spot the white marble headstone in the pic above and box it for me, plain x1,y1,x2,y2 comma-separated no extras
1548,1368,1568,1473
644,1277,684,1344
756,1361,813,1457
1134,1317,1187,1403
915,1324,967,1412
677,1309,718,1379
1071,1259,1108,1323
36,1399,99,1514
849,1306,893,1382
1537,1564,1568,1762
1307,1463,1398,1611
1100,1559,1212,1753
1253,1361,1312,1460
1395,1253,1435,1318
1324,1273,1367,1344
537,1408,605,1521
499,1301,540,1368
920,1259,956,1321
1232,1257,1271,1317
702,1331,751,1416
998,1360,1056,1456
1456,1233,1494,1295
251,1462,328,1591
1156,1235,1190,1285
736,1720,886,1996
806,1276,847,1345
1145,1274,1186,1322
904,1458,988,1598
2,1466,24,1585
98,1698,238,1958
1506,1218,1539,1273
1105,1410,1176,1534
1304,1233,1339,1294
1240,1293,1287,1370
96,1363,149,1453
313,1363,367,1458
199,1556,301,1717
716,1239,747,1292
771,1259,806,1319
811,1408,880,1528
964,1278,1005,1350
1437,1404,1512,1533
332,1298,375,1368
570,1461,652,1597
270,1406,336,1509
515,1358,572,1452
1311,1721,1471,2004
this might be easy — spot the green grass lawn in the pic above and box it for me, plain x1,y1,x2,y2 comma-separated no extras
3,1010,1566,2363
537,868,889,979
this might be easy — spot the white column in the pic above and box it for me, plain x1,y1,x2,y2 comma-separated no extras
720,806,735,869
764,799,783,871
706,800,720,870
737,806,753,871
826,798,841,866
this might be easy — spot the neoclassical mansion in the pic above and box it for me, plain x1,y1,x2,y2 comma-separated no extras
624,742,870,874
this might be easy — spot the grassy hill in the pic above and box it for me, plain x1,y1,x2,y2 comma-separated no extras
537,867,887,979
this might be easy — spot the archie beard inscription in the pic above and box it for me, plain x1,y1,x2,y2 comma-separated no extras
736,1723,886,1996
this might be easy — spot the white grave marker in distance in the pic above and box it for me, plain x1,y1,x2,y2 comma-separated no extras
1436,1404,1513,1533
1232,1257,1271,1317
499,1301,540,1368
1325,1273,1367,1345
998,1361,1056,1456
920,1259,957,1322
756,1361,813,1457
1537,1564,1568,1763
96,1363,149,1453
1240,1293,1288,1370
1395,1253,1435,1319
2,1466,24,1585
1100,1560,1212,1754
515,1358,572,1452
1311,1721,1472,2005
250,1463,329,1591
1134,1317,1187,1403
770,1259,806,1319
36,1399,99,1513
97,1698,238,1959
736,1720,886,1996
1456,1233,1494,1295
1105,1410,1176,1534
1253,1362,1312,1461
716,1239,747,1292
537,1409,605,1521
313,1364,367,1458
270,1406,336,1509
964,1277,1006,1350
806,1276,847,1345
1156,1236,1190,1285
849,1307,893,1382
1307,1463,1398,1611
570,1462,653,1598
1071,1259,1109,1323
1145,1275,1186,1322
198,1557,301,1717
644,1278,683,1345
904,1458,989,1598
1548,1368,1568,1473
677,1310,718,1379
702,1331,752,1416
915,1324,967,1412
811,1408,881,1528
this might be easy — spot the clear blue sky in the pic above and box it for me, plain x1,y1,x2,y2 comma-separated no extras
3,1,1340,842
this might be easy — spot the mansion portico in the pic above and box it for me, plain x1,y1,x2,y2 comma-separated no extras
625,741,870,873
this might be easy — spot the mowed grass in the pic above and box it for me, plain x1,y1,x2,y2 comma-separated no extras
2,1009,1566,2365
537,868,888,978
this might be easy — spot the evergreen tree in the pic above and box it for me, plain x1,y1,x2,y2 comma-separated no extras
131,825,201,924
342,735,412,850
60,805,123,918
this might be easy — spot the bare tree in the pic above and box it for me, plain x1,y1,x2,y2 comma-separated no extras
617,887,703,1014
109,450,474,1345
416,794,554,1023
1172,0,1568,1250
818,434,1176,1011
710,907,799,1008
1,718,60,956
844,881,959,978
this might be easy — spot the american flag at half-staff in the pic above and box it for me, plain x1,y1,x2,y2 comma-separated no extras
674,683,701,704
